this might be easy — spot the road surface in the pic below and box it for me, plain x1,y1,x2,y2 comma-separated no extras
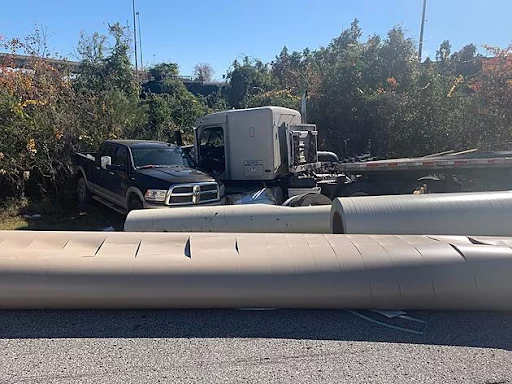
0,309,511,383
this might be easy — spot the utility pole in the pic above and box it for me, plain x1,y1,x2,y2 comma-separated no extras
136,11,143,72
132,0,138,76
418,0,427,62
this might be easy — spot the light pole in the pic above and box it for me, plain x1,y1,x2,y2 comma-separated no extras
132,0,138,75
136,11,143,72
418,0,427,62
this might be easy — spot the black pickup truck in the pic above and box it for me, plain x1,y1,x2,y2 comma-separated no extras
74,140,224,214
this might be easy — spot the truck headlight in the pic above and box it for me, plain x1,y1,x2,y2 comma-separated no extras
219,183,225,197
144,189,167,202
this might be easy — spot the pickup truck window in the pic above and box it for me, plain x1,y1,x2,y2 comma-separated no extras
103,143,116,157
96,143,116,165
131,146,193,168
114,146,129,167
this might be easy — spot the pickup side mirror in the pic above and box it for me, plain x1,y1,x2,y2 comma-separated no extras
101,156,111,170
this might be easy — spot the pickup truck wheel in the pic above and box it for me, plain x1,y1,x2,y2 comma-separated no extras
128,196,143,211
77,176,91,205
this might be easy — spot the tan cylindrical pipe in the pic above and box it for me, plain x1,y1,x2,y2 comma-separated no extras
0,230,511,310
124,204,331,233
331,191,512,236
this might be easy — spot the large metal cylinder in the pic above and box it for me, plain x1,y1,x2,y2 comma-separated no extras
331,191,512,236
124,204,331,233
0,230,511,310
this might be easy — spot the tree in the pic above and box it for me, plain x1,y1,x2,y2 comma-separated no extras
272,46,301,90
225,57,274,108
248,89,301,110
451,44,481,77
0,33,78,198
436,40,451,64
308,19,372,156
73,23,146,146
140,62,211,143
474,45,512,148
148,62,179,81
193,63,214,82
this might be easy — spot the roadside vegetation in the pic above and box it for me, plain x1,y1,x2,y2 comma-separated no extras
0,20,511,229
0,197,124,231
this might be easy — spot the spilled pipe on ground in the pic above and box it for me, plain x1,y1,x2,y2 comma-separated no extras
331,191,512,236
125,191,512,237
0,230,511,310
124,204,332,233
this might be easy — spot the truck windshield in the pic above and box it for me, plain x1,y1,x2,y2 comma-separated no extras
131,146,194,169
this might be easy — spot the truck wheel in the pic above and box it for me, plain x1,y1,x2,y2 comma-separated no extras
77,176,91,206
334,182,379,198
283,193,332,207
128,195,143,211
405,177,462,194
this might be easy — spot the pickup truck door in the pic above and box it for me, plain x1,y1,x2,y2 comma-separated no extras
103,144,130,207
90,143,116,198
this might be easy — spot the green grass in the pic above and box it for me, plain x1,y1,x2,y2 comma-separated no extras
0,197,125,231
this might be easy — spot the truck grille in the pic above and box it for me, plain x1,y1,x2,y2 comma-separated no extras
166,182,219,206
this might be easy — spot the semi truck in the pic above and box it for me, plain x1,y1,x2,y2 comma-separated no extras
189,106,512,204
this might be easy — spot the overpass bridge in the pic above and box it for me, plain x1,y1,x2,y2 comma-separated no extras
0,53,226,96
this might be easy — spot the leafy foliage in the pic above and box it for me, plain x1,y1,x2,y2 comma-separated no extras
0,23,208,199
1,18,511,201
225,57,275,108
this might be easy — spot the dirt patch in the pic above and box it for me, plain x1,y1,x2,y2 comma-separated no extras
0,198,125,231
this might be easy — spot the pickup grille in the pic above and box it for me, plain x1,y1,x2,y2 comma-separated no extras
166,182,220,206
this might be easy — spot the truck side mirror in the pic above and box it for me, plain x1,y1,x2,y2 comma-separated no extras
174,130,183,147
101,156,111,170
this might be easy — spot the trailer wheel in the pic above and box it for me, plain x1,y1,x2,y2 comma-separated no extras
334,182,379,197
405,177,462,194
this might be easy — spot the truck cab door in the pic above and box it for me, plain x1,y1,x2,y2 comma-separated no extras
197,126,226,179
91,143,115,192
103,144,130,208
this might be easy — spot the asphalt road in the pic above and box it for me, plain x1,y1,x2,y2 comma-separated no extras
0,309,511,384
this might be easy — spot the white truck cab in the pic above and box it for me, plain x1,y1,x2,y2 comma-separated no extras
193,106,318,183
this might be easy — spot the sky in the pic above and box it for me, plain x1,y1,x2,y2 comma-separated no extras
2,0,512,79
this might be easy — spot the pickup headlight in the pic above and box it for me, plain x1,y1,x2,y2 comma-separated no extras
219,183,225,197
144,189,168,202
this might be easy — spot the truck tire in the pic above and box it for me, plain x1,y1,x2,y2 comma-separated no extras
334,182,379,197
77,176,91,206
283,193,332,207
404,177,462,194
128,195,143,211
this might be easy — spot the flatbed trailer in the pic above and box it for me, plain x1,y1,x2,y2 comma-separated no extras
318,151,512,197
